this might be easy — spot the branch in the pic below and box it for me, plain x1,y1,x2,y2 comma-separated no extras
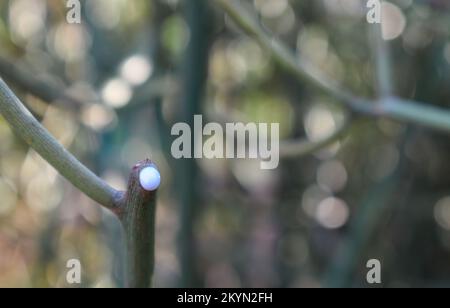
0,78,120,209
324,170,400,287
0,56,86,110
370,23,393,97
324,24,397,287
177,0,210,287
380,96,450,132
0,55,175,114
215,0,450,134
214,0,374,115
117,160,159,288
0,78,162,287
280,119,353,158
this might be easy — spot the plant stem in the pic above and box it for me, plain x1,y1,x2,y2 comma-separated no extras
0,56,86,110
214,0,372,114
177,0,210,287
0,55,172,113
380,97,450,132
215,0,450,134
0,78,160,288
280,118,355,158
117,160,158,288
324,171,400,287
370,22,393,97
0,78,120,209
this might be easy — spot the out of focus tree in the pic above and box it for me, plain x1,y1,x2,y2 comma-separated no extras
1,0,450,288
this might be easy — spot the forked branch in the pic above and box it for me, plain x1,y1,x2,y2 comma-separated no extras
215,0,450,134
0,77,160,288
0,78,120,209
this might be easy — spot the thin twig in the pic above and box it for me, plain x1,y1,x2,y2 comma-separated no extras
324,22,397,287
0,56,86,110
280,119,353,158
215,0,374,115
215,0,450,134
380,96,450,132
0,78,121,209
324,170,400,287
0,55,175,113
370,22,393,97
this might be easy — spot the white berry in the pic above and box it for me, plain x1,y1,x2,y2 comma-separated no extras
139,166,161,191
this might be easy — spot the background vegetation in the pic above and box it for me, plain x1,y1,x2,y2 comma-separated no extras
0,0,450,287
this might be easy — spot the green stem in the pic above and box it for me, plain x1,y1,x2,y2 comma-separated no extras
280,118,355,158
370,22,393,97
117,160,158,288
0,78,159,288
380,97,450,132
177,0,210,287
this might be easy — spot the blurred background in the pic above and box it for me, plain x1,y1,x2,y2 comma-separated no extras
0,0,450,288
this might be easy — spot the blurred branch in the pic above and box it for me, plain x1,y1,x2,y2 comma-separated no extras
370,23,393,97
127,75,178,109
0,78,120,209
380,96,450,132
0,56,86,110
324,123,411,287
214,0,374,114
324,171,400,287
323,24,397,288
0,55,174,114
214,0,450,134
279,119,353,158
177,0,211,287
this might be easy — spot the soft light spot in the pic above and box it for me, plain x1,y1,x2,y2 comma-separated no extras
139,166,161,191
9,0,46,44
101,78,132,108
231,159,277,193
51,23,92,62
120,54,153,86
304,105,336,142
86,0,122,30
381,2,406,40
316,160,348,193
81,105,116,131
300,185,331,219
315,197,349,229
254,0,288,18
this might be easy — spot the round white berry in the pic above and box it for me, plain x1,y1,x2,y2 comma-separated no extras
139,166,161,191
